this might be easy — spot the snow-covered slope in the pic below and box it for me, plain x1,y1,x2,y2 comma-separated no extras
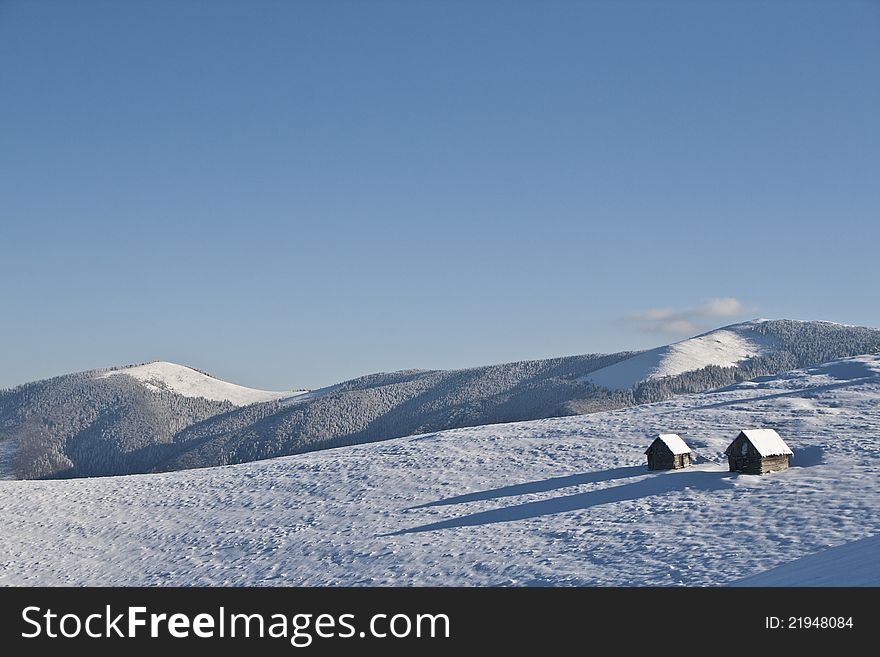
2,354,878,586
100,361,299,406
6,319,880,480
731,534,880,587
584,321,777,390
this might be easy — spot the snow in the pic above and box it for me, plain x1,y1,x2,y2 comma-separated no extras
2,353,879,586
652,433,691,455
731,534,880,586
584,321,777,390
99,361,301,406
735,428,793,457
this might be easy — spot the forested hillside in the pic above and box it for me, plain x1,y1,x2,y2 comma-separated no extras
0,370,233,478
2,320,879,479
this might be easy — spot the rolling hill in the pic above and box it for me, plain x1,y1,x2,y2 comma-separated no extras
99,361,299,405
583,320,778,390
1,353,877,585
2,318,879,479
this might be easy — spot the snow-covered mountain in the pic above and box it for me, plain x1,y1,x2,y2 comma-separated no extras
0,361,307,479
100,361,299,406
2,354,877,586
583,320,778,390
2,318,879,480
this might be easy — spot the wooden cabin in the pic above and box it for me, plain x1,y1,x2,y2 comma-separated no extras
645,433,692,470
725,428,792,474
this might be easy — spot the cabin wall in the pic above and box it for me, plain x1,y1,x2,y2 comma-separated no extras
759,455,791,474
728,453,791,474
647,452,675,470
727,435,760,474
728,455,760,474
647,450,690,470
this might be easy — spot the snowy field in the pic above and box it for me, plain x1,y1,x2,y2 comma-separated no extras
2,355,878,586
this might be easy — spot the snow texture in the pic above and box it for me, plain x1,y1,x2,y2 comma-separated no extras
99,361,299,406
654,434,692,455
731,534,880,586
585,321,777,390
2,354,879,586
735,428,793,457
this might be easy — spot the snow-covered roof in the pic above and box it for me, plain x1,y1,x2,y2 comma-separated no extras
647,433,692,455
735,428,793,457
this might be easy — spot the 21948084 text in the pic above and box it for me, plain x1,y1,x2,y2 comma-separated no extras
765,617,854,630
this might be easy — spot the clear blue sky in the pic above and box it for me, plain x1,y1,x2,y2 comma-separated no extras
1,0,878,390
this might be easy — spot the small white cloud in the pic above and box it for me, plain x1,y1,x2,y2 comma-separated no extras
697,297,758,318
661,319,700,335
638,319,700,336
629,297,758,336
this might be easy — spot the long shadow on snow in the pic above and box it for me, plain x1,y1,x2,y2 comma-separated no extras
410,465,646,509
387,468,735,536
791,446,824,468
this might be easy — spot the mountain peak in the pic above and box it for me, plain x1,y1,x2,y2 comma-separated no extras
584,321,779,391
99,360,289,406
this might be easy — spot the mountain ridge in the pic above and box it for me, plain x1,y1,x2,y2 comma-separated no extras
99,361,303,406
584,320,779,390
2,318,879,480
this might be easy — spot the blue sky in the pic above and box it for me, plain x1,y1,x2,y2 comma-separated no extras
1,0,878,390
